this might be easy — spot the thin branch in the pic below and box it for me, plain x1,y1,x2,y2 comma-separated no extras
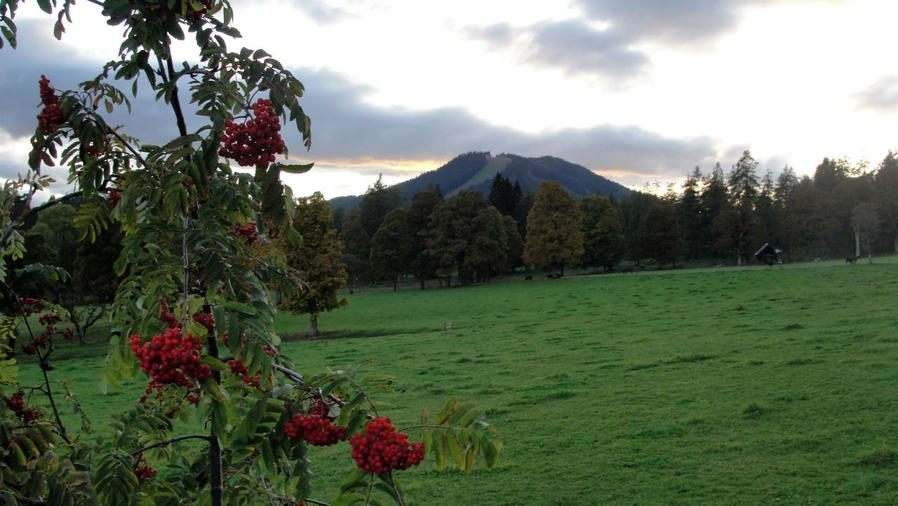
0,280,70,444
386,471,405,506
165,56,189,137
106,127,149,168
272,363,346,408
131,434,211,456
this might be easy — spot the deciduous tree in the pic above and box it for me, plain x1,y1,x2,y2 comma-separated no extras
580,194,623,272
283,192,348,337
523,181,583,275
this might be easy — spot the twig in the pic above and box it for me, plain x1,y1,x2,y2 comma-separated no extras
131,433,211,456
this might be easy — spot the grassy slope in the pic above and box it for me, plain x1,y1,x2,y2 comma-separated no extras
21,258,898,504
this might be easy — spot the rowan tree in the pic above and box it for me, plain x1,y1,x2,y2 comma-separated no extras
523,181,583,275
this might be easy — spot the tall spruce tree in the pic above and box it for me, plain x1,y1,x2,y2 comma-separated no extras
488,173,518,216
359,174,401,238
725,151,760,265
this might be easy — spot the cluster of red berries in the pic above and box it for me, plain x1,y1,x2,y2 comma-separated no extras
218,99,284,167
19,305,73,355
227,358,261,388
129,327,211,405
4,392,40,423
192,312,215,333
284,414,347,446
234,221,258,243
135,458,157,483
349,417,425,474
13,298,44,317
37,75,65,133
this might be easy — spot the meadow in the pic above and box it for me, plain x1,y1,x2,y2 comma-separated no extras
20,257,898,504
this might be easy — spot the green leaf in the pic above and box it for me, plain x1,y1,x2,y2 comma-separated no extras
201,355,228,371
446,432,465,470
36,0,52,14
202,377,226,401
276,162,314,174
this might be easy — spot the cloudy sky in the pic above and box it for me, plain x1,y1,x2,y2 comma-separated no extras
2,0,897,199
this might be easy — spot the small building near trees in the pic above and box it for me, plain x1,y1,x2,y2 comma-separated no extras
754,243,782,266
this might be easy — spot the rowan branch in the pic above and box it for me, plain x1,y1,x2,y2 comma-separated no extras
131,434,211,456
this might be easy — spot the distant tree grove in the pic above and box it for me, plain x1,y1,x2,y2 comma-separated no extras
328,149,898,287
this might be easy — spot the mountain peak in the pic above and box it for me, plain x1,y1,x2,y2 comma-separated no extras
330,152,630,209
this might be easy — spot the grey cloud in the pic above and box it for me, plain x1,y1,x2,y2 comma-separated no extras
463,22,516,46
296,68,717,181
525,20,648,80
576,0,739,46
853,76,898,113
464,19,648,82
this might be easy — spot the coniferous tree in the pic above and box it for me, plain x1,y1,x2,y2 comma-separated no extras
359,174,401,238
724,151,760,265
488,173,518,216
679,167,704,260
283,192,348,337
701,163,729,260
523,182,583,275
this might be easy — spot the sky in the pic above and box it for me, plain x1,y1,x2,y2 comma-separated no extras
2,0,898,200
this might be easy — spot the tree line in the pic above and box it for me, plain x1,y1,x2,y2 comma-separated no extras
331,149,898,288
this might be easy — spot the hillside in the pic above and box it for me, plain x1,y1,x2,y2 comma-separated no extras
330,152,630,209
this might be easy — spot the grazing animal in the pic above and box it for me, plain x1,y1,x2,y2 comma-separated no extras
524,275,533,281
846,255,860,264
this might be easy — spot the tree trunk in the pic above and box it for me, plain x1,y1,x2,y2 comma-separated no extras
854,225,861,258
309,315,319,338
393,276,398,292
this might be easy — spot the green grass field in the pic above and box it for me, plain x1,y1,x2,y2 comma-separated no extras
20,257,898,504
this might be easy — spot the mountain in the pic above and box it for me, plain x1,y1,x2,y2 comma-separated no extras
329,152,630,209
